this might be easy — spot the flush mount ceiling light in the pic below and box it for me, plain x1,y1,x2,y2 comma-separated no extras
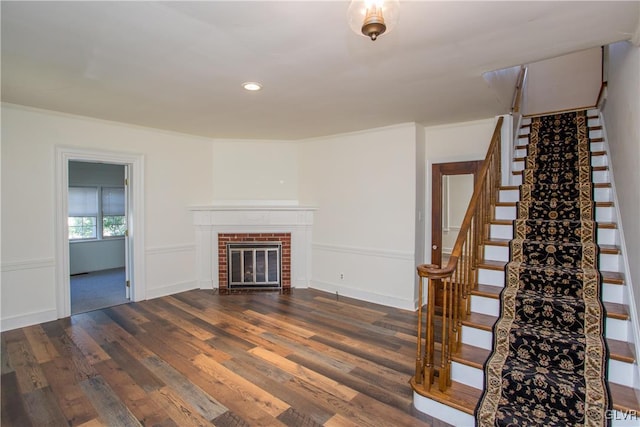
347,0,399,41
242,82,262,91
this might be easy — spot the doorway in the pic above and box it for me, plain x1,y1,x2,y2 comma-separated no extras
55,147,145,319
68,161,129,314
431,160,482,306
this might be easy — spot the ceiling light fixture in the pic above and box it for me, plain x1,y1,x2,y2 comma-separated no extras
347,0,399,41
242,82,262,91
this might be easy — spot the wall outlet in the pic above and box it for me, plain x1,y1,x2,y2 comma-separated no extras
340,273,344,280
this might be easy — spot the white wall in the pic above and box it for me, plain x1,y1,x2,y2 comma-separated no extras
68,161,126,274
604,41,640,347
1,104,213,330
524,47,602,115
298,124,418,309
212,140,299,204
424,118,497,264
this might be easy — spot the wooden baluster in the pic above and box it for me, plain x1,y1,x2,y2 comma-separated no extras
415,275,424,384
439,277,449,391
425,275,435,390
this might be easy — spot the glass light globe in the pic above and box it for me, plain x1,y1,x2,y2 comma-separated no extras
347,0,400,41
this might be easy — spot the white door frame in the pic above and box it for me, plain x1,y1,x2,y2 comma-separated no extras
55,147,145,318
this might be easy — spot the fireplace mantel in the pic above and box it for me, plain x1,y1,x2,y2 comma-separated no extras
190,205,316,290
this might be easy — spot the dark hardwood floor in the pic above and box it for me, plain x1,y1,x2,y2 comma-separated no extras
1,288,451,426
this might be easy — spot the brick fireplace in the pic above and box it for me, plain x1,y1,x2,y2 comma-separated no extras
218,232,291,291
190,205,315,292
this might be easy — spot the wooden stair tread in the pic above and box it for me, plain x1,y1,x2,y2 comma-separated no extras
462,312,496,331
415,379,640,416
598,222,618,229
592,150,607,156
500,185,519,191
512,165,608,175
484,238,510,247
607,337,636,364
451,344,490,370
594,182,611,188
610,382,640,413
477,260,506,271
471,284,502,299
601,270,624,285
495,200,613,207
599,244,621,254
604,301,629,321
478,260,625,287
449,336,634,367
410,378,480,415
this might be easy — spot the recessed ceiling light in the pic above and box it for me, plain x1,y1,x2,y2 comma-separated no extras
242,82,262,91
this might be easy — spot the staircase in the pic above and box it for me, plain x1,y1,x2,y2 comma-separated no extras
412,109,640,426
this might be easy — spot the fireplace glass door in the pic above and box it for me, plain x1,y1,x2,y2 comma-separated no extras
228,243,281,288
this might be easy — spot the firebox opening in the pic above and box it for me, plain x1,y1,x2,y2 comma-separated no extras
227,242,282,288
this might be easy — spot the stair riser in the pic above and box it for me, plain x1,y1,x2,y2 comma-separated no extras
511,170,609,186
462,314,628,346
514,141,605,159
512,155,609,171
450,357,634,391
494,205,614,222
500,187,612,204
483,245,620,272
607,318,630,342
451,361,484,389
470,295,500,316
489,224,618,248
476,268,624,304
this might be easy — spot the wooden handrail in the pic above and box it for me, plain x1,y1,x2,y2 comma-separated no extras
511,66,527,114
595,81,608,111
413,116,504,393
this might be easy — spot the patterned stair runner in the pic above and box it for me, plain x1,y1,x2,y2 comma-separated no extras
476,111,611,426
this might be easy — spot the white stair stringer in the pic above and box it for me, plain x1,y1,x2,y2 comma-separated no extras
414,110,640,426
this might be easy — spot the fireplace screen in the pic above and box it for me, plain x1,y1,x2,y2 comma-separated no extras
227,242,281,288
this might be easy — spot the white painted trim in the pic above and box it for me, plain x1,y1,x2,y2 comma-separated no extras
631,8,640,46
146,244,196,256
599,112,640,389
500,114,514,187
191,204,317,212
1,309,57,332
413,392,476,427
1,258,56,272
310,280,415,311
198,200,302,207
55,146,146,319
312,242,414,261
146,280,198,300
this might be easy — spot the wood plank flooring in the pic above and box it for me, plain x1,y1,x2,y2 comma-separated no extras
2,289,451,427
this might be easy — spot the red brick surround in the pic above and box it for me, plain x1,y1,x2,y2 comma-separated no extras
217,233,291,291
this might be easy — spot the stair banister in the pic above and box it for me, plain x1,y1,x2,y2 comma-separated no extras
414,116,504,393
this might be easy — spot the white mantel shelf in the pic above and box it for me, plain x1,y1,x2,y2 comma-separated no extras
190,205,317,211
190,205,316,290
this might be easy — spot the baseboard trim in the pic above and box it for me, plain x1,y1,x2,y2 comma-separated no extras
310,279,415,311
146,280,197,300
1,309,57,332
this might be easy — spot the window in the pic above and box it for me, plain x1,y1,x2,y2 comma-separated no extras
68,187,98,240
102,187,126,237
68,186,126,240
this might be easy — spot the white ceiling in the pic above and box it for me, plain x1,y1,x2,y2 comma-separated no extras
2,1,639,140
